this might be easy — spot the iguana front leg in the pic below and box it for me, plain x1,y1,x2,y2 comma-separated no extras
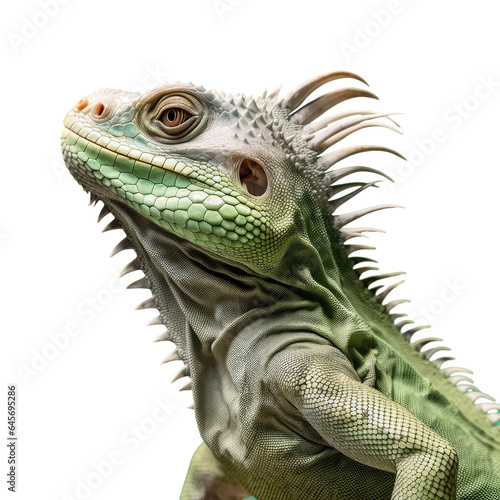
270,343,459,500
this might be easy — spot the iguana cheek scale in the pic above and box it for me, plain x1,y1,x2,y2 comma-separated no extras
61,72,500,499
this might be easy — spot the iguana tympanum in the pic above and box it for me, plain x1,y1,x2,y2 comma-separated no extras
61,71,500,500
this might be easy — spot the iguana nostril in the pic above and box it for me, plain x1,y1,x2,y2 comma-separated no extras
93,102,109,119
75,97,89,111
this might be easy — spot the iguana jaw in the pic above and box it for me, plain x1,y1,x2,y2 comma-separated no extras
60,124,199,203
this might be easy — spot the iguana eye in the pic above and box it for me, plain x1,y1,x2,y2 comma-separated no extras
154,96,200,138
160,107,193,129
137,89,208,143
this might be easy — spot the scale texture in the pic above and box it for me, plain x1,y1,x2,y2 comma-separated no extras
61,71,500,499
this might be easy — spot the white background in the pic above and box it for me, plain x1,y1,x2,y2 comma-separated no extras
2,1,500,499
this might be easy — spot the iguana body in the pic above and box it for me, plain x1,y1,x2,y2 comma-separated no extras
61,72,500,499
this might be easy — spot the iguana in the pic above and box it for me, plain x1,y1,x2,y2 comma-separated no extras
61,71,500,500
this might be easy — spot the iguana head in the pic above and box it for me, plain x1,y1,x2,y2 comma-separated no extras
61,72,401,277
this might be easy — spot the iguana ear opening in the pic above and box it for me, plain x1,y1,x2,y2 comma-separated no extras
239,159,268,196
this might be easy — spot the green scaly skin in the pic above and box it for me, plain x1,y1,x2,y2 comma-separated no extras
61,72,500,499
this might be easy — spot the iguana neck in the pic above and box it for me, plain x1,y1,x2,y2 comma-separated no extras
106,197,378,381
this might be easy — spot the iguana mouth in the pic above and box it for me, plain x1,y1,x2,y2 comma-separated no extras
61,125,197,183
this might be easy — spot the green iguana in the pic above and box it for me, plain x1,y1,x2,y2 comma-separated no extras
61,71,500,499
